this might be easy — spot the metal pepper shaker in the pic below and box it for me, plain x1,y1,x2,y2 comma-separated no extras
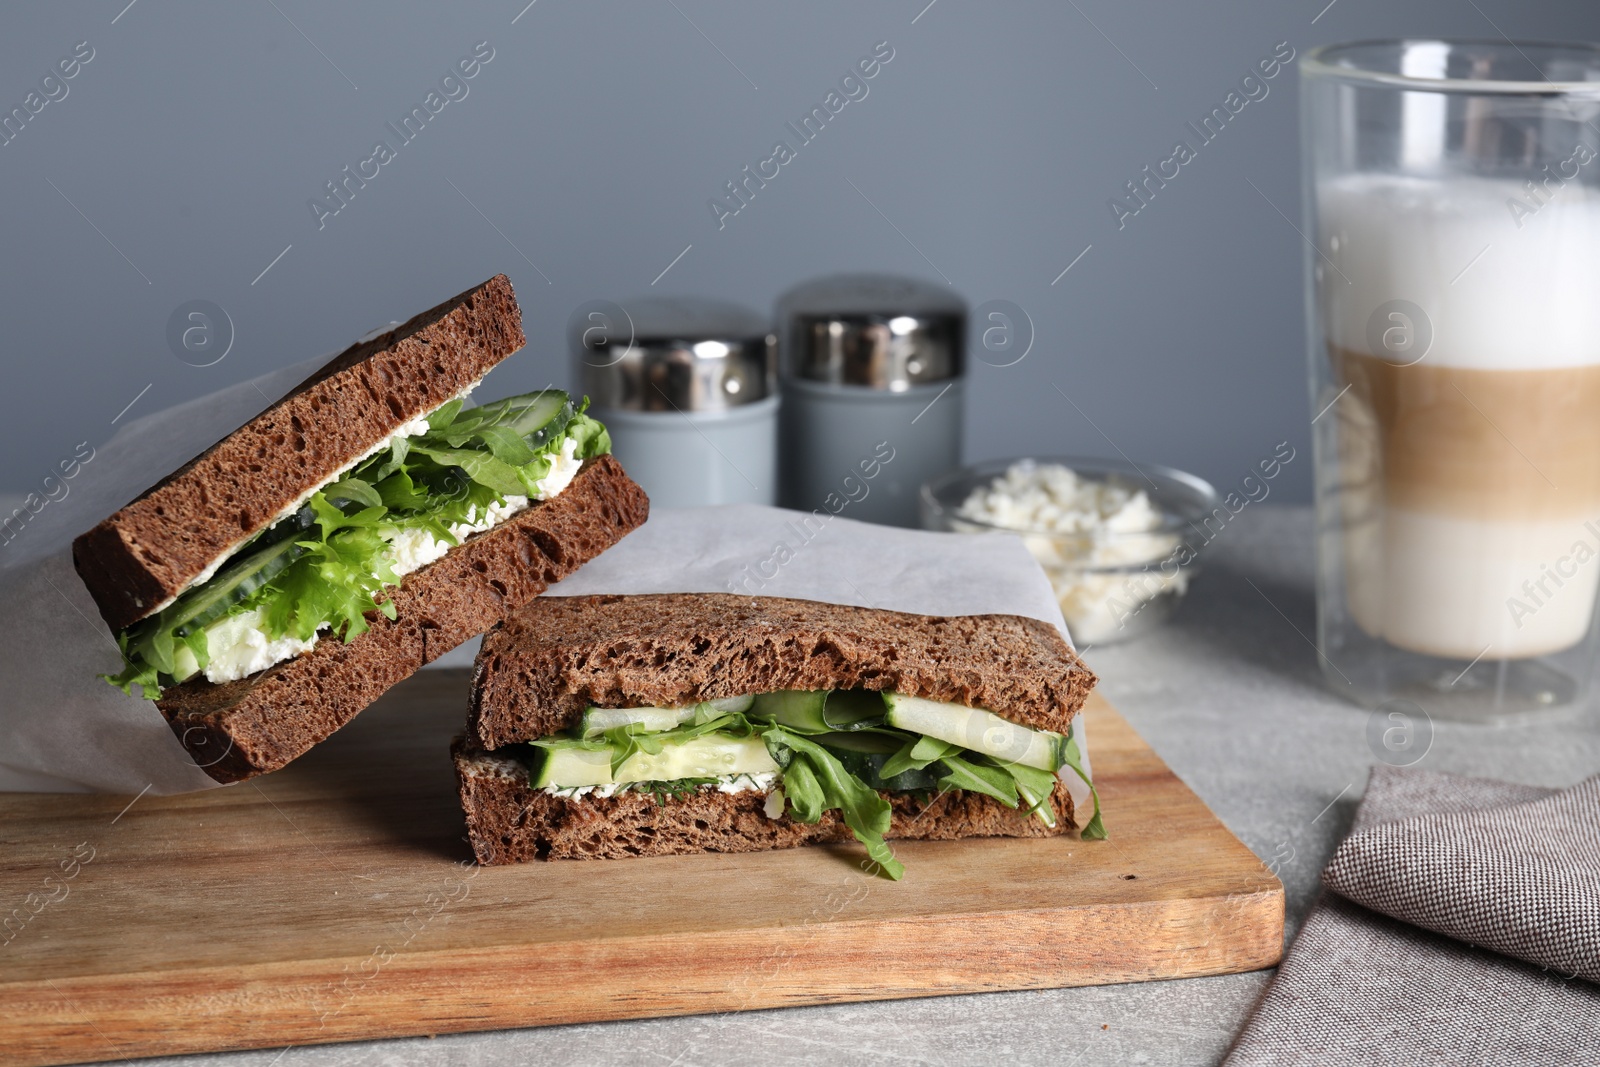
776,274,965,527
575,297,777,508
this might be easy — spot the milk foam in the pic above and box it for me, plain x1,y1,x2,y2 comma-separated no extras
1320,173,1600,370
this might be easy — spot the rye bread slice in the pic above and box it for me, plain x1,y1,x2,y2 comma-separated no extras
467,594,1097,750
158,455,648,784
74,274,526,632
452,739,1075,865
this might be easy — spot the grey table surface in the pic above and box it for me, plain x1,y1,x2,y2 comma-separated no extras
96,504,1600,1067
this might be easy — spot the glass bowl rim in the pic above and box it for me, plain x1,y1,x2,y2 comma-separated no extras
1302,38,1600,96
920,455,1220,542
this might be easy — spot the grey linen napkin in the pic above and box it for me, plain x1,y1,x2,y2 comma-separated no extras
1225,765,1600,1067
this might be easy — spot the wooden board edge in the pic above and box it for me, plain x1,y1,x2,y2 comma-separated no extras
0,888,1284,1067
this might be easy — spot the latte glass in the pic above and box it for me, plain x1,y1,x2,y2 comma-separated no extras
1302,40,1600,721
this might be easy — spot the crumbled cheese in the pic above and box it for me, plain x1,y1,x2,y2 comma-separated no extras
763,787,786,819
957,460,1187,644
385,494,532,578
201,609,328,684
384,527,453,577
534,436,583,500
544,772,778,802
394,413,433,438
718,772,775,795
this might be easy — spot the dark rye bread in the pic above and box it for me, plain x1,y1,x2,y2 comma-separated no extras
467,594,1096,750
74,275,525,632
452,740,1076,865
158,455,648,784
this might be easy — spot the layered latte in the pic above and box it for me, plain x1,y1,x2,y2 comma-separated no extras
1319,173,1600,659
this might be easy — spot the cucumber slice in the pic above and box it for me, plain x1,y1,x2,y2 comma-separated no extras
170,644,200,684
468,391,575,451
532,734,780,789
810,731,900,754
750,690,885,732
814,732,941,792
169,536,306,636
579,695,756,737
823,690,888,730
581,706,694,736
531,745,615,788
751,690,828,730
1015,780,1059,828
510,391,574,441
616,735,779,783
882,692,1063,771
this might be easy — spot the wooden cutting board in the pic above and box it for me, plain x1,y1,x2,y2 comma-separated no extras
0,670,1282,1067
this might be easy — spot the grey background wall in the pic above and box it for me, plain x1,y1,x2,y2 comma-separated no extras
3,0,1597,502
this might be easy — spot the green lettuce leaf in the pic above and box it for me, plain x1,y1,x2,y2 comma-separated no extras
566,409,611,462
104,390,612,699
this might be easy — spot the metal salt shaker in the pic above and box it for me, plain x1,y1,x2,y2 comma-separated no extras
575,297,777,508
776,274,965,527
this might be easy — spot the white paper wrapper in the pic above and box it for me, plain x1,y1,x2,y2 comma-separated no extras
0,354,342,794
1,377,1091,811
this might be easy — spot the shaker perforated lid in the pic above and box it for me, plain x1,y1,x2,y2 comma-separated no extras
777,273,966,390
574,296,776,412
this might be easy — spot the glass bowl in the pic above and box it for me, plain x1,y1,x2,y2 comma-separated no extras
921,456,1220,646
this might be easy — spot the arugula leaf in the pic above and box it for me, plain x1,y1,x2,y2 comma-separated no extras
600,722,665,775
936,754,1019,808
781,756,824,823
408,444,529,497
323,477,384,509
880,734,960,779
590,711,762,775
427,398,464,432
367,434,410,482
373,467,432,511
1061,726,1106,840
147,626,176,677
477,424,538,466
763,726,903,880
997,760,1060,825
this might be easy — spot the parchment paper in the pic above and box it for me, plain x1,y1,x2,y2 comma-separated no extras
0,344,362,795
2,378,1091,808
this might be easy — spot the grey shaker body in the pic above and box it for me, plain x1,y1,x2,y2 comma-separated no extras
576,296,777,508
601,396,777,508
776,273,966,527
779,378,961,526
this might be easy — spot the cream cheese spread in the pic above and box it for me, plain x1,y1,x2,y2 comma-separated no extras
189,434,582,684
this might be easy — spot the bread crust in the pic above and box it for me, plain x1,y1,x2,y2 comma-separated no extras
157,455,649,783
467,595,1096,749
73,275,526,632
452,739,1076,865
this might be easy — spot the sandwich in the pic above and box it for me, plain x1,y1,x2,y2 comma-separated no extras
453,593,1102,878
75,275,650,783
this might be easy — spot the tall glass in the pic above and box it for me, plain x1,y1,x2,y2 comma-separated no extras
1302,40,1600,721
